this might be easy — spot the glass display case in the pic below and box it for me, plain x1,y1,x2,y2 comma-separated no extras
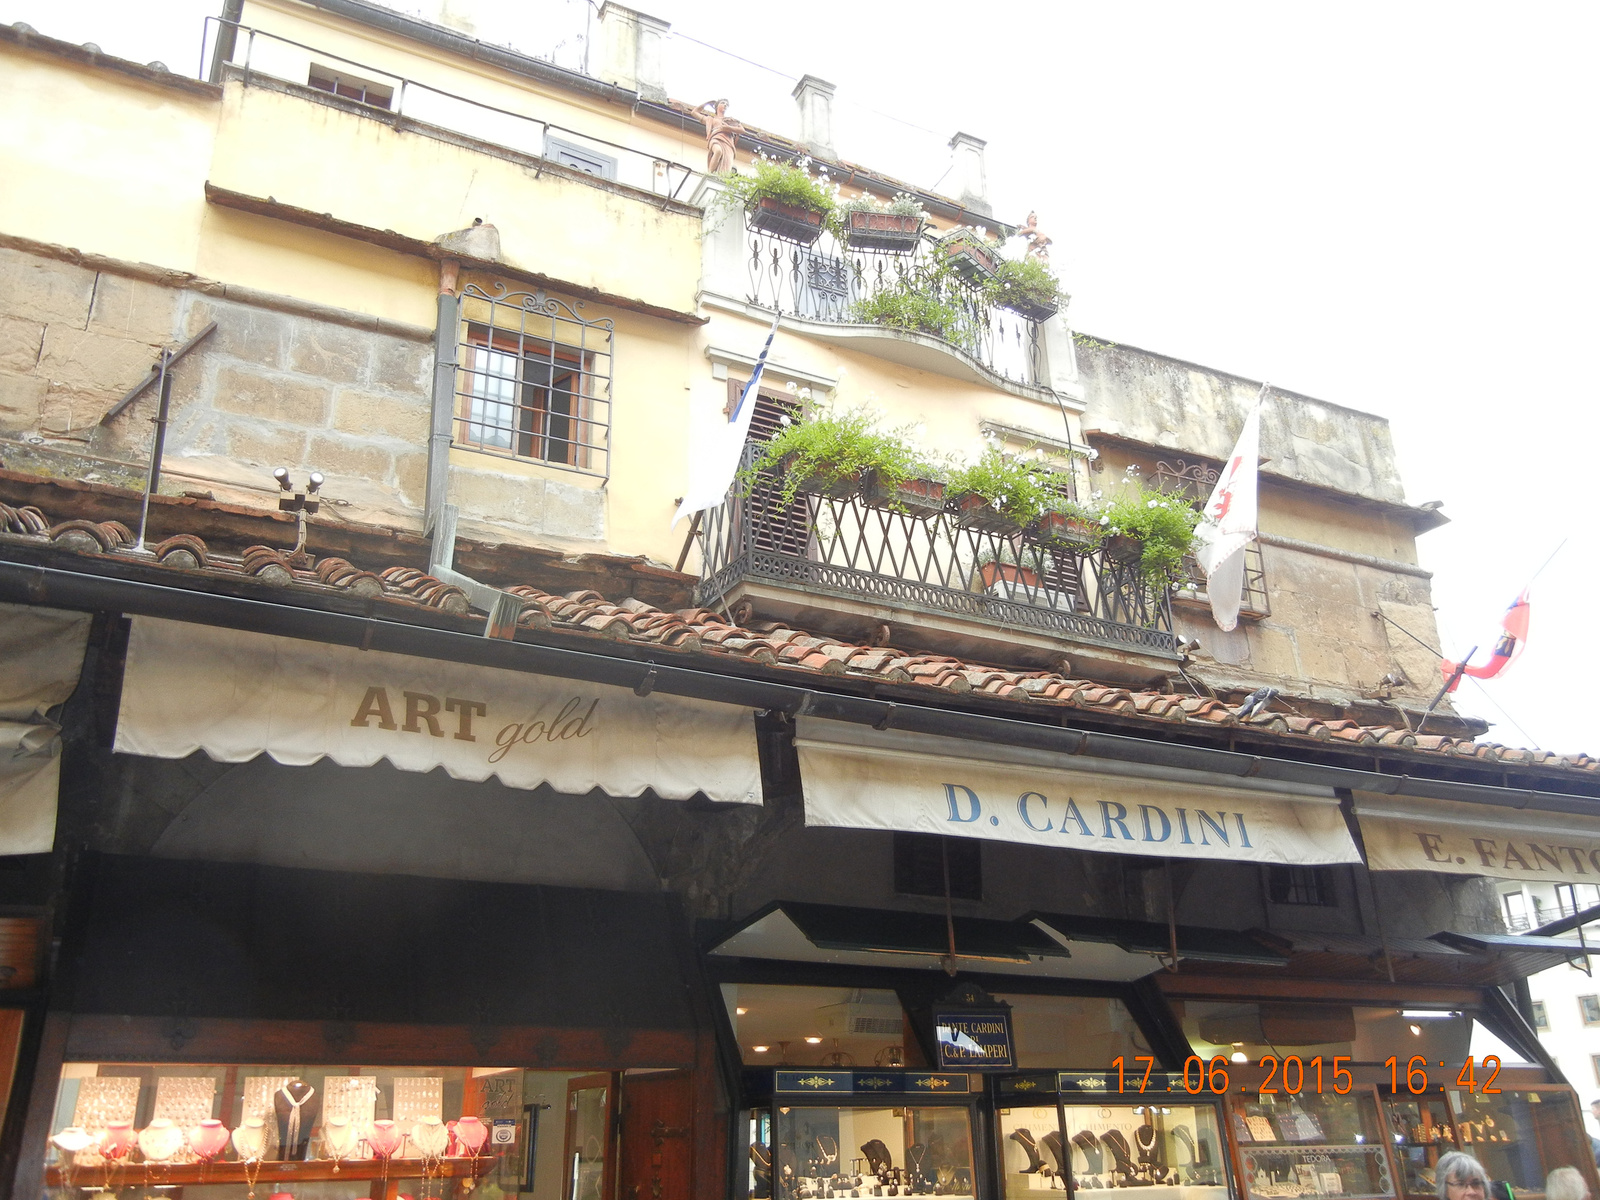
763,1071,979,1199
1382,1096,1458,1199
996,1072,1234,1200
1446,1088,1594,1199
1227,1088,1394,1200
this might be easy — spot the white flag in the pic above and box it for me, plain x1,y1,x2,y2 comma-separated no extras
672,312,783,528
1193,391,1265,632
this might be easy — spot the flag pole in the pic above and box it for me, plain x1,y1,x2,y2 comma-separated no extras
673,512,702,574
1417,646,1475,732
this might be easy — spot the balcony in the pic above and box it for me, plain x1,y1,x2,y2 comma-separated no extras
738,220,1052,390
697,461,1181,685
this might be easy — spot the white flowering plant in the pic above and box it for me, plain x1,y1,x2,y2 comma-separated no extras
714,153,839,223
743,402,934,509
837,191,927,218
1098,479,1202,591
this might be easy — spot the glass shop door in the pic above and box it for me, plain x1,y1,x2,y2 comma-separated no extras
564,1072,616,1200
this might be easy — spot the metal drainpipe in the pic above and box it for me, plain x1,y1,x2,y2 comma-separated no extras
426,259,460,561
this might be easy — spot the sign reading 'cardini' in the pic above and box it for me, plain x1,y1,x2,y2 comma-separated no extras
1355,791,1600,884
933,1008,1016,1070
796,720,1362,866
115,618,762,804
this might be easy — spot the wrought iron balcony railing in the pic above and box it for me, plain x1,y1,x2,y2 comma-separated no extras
698,460,1178,657
743,221,1046,387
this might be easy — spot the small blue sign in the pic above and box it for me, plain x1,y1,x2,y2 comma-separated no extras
933,1007,1015,1070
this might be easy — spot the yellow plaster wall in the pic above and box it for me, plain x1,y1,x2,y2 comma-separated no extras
0,43,215,271
207,82,702,316
238,0,708,172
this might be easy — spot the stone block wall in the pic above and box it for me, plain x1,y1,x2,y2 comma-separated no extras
0,245,609,544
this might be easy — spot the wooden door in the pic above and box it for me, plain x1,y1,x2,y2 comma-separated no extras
563,1072,617,1200
618,1069,694,1200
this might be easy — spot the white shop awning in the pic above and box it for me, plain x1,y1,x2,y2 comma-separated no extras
1355,790,1600,884
115,617,761,804
0,602,91,854
795,719,1362,866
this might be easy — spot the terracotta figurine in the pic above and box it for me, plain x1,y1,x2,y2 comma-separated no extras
697,99,744,174
1018,211,1052,260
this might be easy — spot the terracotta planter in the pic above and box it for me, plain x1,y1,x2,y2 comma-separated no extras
748,196,826,246
937,229,1001,284
978,562,1039,589
1103,532,1143,563
862,472,946,515
1031,511,1098,546
953,492,1021,534
844,210,925,253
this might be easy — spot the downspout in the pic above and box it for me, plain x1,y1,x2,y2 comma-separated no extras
425,258,460,555
424,258,523,640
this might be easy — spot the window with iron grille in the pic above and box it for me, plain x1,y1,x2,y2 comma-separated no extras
1267,866,1336,907
455,284,612,476
894,833,981,901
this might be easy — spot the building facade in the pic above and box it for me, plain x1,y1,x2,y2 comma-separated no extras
2,4,1599,1200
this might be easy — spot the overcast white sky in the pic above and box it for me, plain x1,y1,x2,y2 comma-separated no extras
12,1,1599,753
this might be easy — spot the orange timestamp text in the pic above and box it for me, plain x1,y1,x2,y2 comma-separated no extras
1109,1054,1503,1094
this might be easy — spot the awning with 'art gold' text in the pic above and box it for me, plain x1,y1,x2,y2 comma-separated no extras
114,617,761,804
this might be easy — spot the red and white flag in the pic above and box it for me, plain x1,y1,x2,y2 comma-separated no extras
1441,591,1531,692
1192,393,1264,632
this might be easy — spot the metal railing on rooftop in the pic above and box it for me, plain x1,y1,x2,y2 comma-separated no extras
197,17,706,202
697,448,1177,656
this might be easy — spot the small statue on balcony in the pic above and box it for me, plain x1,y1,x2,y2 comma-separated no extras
1018,211,1052,261
697,99,744,174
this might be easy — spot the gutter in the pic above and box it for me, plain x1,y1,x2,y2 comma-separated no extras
3,557,1598,817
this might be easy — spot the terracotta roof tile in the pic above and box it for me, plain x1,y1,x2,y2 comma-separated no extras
5,496,1596,774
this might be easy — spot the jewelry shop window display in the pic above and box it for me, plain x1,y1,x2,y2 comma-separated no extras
1428,1087,1595,1200
1228,1087,1394,1200
41,1062,578,1200
995,1072,1233,1200
767,1072,980,1199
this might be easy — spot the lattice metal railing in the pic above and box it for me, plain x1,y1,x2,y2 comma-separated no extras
743,224,1045,387
698,454,1177,654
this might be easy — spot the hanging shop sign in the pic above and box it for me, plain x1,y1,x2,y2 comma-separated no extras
933,1007,1016,1070
115,617,761,804
1355,791,1600,885
0,602,92,855
795,720,1361,866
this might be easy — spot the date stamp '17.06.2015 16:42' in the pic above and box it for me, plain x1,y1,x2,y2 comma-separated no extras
1108,1054,1505,1095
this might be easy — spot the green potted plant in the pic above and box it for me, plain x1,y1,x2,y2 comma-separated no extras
1096,479,1202,592
746,405,929,509
851,273,967,344
1031,498,1103,549
946,446,1068,533
990,256,1064,322
972,541,1042,593
935,227,1002,284
839,192,926,253
717,154,838,247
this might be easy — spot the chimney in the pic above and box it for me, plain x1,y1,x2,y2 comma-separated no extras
947,131,990,215
792,74,837,161
597,3,669,101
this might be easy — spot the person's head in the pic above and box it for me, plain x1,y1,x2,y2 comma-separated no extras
1437,1153,1491,1200
1547,1167,1589,1200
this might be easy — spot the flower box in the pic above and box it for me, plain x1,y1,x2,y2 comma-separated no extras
748,196,826,246
952,492,1020,534
791,468,862,501
862,472,946,515
978,561,1040,595
1031,511,1098,546
844,210,925,253
936,229,1001,284
1103,532,1144,563
1000,294,1060,323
